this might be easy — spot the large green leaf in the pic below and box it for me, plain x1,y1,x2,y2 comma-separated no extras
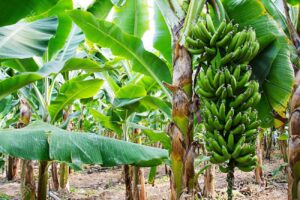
0,58,107,100
54,25,84,62
1,58,39,72
87,0,113,19
0,73,44,100
153,3,172,64
222,0,294,127
0,0,59,26
27,0,74,60
49,78,104,122
90,109,122,136
112,0,149,38
69,10,172,100
115,84,147,99
0,17,58,59
0,121,168,167
61,58,114,73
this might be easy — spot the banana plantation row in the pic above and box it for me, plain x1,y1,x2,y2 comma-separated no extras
0,0,299,199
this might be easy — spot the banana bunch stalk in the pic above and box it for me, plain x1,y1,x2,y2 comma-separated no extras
186,15,261,200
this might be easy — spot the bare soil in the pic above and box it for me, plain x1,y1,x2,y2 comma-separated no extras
0,153,287,200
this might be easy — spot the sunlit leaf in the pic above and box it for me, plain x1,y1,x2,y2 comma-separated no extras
0,121,168,167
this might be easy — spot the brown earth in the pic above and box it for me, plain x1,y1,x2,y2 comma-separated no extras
0,153,287,200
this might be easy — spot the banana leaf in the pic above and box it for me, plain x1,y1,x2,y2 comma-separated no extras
69,10,172,100
222,0,295,127
0,17,58,59
112,0,149,38
0,121,168,167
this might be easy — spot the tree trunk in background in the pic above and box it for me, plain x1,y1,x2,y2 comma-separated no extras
278,126,288,163
265,130,273,160
51,163,59,191
59,108,72,191
7,157,19,180
124,165,133,200
21,160,36,200
168,33,194,199
132,129,146,200
288,75,300,199
37,161,49,200
203,165,215,198
255,130,265,185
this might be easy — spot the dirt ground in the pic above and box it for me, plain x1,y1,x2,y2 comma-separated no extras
0,154,287,200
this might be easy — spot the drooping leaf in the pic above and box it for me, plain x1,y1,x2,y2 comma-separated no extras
0,0,59,26
69,10,172,100
115,84,147,99
222,0,294,126
0,121,168,167
61,58,114,72
0,17,58,59
153,3,172,63
87,0,113,19
27,0,74,60
90,109,122,135
49,78,104,122
1,58,39,72
0,73,44,100
55,24,84,62
112,0,149,38
261,0,288,35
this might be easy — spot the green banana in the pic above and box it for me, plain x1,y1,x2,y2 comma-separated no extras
217,134,227,148
206,14,215,34
230,75,237,91
212,152,226,163
245,129,256,138
226,108,235,122
205,47,216,56
213,116,223,130
237,70,252,89
232,136,245,158
219,165,229,173
225,118,233,131
188,48,204,55
217,31,233,47
234,30,248,49
216,84,225,96
233,65,241,80
219,72,226,86
228,32,241,52
219,102,226,121
198,21,212,41
222,145,231,159
227,85,233,97
211,138,223,154
197,88,214,98
230,124,245,135
210,20,226,46
213,71,221,88
232,112,242,127
235,154,252,163
230,93,246,108
227,133,235,152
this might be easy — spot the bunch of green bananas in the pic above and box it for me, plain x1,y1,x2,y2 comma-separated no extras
186,15,260,65
188,16,261,172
